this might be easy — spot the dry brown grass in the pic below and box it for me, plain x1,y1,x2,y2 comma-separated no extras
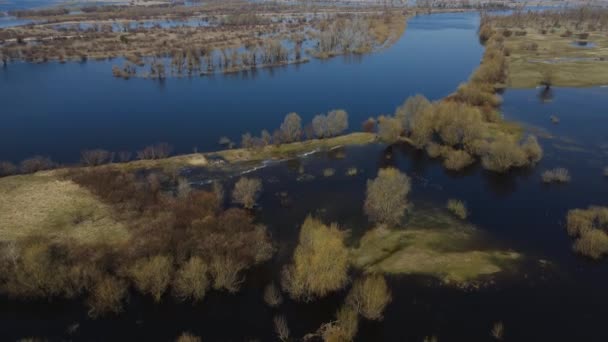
0,174,129,244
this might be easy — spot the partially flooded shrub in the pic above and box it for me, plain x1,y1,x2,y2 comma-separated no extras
20,156,54,173
128,255,173,302
443,149,474,171
364,168,411,226
320,304,359,342
541,168,571,183
274,315,290,342
173,257,209,302
263,282,283,307
0,161,17,177
491,321,504,340
395,94,431,133
323,168,335,177
566,206,608,259
521,135,543,163
209,255,245,293
346,275,392,321
481,137,527,172
87,276,128,317
377,115,403,144
447,199,468,219
282,216,349,301
175,332,201,342
346,167,358,176
232,177,262,209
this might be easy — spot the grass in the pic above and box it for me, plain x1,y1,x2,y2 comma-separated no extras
499,28,608,88
0,173,129,245
351,208,520,285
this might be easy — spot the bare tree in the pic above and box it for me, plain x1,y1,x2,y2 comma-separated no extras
232,177,262,209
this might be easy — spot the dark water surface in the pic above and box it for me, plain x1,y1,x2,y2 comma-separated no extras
0,12,483,163
2,11,608,342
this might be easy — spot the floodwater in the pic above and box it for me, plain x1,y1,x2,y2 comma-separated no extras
0,12,483,163
2,10,608,342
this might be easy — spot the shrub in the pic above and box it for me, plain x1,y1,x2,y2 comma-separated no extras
263,282,283,307
280,112,302,143
454,82,501,108
541,168,571,183
377,115,403,144
274,315,290,342
395,95,431,133
408,106,435,149
521,135,543,163
323,168,335,177
173,257,209,302
481,137,527,172
346,275,392,321
443,149,475,171
346,167,358,176
281,216,349,301
232,177,262,209
574,230,608,259
321,304,359,342
209,255,245,293
447,199,468,219
87,276,128,317
128,255,173,302
362,117,376,133
81,149,112,166
491,321,504,340
566,206,608,258
175,333,201,342
0,161,17,177
364,168,411,226
136,143,172,160
20,156,54,173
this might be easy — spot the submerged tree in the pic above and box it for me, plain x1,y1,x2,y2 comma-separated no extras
364,168,411,226
282,216,349,301
232,177,262,209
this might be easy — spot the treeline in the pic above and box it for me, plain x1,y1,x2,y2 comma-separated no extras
484,7,608,32
0,168,273,316
363,25,543,173
240,109,349,149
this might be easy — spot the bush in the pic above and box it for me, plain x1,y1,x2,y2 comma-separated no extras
280,112,302,143
364,168,411,226
128,255,173,302
20,156,54,173
395,95,431,133
136,143,172,160
521,135,543,163
232,177,262,209
447,199,468,219
377,115,403,144
481,137,527,172
361,117,376,133
541,168,571,183
443,149,474,171
173,257,209,302
0,161,17,177
566,206,608,259
209,255,245,293
87,276,128,317
274,315,290,342
321,304,359,342
175,333,201,342
281,216,349,301
346,275,392,321
81,149,112,166
263,282,283,307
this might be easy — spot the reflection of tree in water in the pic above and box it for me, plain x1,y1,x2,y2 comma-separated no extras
538,85,554,103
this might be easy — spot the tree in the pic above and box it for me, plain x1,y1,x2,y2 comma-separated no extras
312,114,329,138
282,216,349,301
395,95,431,133
232,177,262,209
364,168,411,226
128,255,173,302
327,109,349,136
279,112,302,143
377,115,403,144
173,257,209,302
